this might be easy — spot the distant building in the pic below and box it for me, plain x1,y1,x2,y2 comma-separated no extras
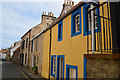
0,49,7,60
12,46,20,64
10,41,21,58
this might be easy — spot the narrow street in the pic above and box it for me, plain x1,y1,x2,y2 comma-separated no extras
1,61,26,79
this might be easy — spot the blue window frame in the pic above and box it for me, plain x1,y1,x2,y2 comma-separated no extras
57,55,65,79
71,7,81,37
51,55,56,78
66,64,78,80
83,4,101,36
58,20,63,41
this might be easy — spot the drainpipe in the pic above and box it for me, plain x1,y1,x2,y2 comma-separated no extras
49,28,52,80
91,4,95,54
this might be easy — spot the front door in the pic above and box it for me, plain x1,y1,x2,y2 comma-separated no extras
57,56,64,80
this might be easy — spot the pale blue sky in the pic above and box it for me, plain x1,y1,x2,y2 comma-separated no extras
1,0,80,49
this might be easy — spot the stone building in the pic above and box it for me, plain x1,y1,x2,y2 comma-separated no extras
21,29,31,66
29,12,56,75
20,11,56,75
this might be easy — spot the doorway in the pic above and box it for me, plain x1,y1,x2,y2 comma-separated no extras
57,55,64,80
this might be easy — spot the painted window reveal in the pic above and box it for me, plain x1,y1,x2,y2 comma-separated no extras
57,55,65,79
83,4,101,36
66,64,78,80
51,55,56,78
58,20,63,41
71,7,81,37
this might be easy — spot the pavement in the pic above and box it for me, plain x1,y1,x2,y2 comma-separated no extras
15,63,46,80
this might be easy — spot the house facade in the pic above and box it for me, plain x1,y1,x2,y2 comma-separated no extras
40,1,120,79
21,29,31,66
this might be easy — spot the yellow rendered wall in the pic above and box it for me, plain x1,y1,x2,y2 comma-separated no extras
42,30,50,78
42,2,112,79
51,6,87,78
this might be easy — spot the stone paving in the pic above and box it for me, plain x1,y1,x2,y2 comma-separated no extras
15,64,46,80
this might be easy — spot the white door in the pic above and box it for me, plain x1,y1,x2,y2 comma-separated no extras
69,68,76,80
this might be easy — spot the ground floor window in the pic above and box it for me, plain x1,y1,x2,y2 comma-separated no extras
25,53,27,64
66,64,78,80
51,55,56,78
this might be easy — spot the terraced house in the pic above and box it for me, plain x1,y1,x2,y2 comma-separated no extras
20,12,56,74
20,0,120,79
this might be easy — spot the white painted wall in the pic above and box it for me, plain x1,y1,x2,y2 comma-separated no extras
0,53,6,60
10,45,20,58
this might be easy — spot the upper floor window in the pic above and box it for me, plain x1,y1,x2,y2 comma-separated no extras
75,14,80,32
58,20,63,42
71,7,81,37
26,38,28,48
22,40,25,49
36,37,38,51
83,4,101,36
31,40,33,52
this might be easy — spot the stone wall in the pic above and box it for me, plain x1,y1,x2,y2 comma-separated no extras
85,54,120,78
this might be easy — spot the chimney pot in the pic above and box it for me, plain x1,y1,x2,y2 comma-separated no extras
70,0,72,5
67,0,69,4
64,0,66,4
50,12,52,16
72,1,74,5
48,12,50,16
45,12,46,15
52,13,54,16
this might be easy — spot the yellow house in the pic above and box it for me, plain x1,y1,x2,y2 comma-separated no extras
41,1,120,79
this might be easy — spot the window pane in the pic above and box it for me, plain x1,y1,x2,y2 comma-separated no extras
58,24,62,39
75,14,80,33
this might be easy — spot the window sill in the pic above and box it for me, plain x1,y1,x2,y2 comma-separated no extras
71,31,81,37
58,38,62,42
50,74,55,78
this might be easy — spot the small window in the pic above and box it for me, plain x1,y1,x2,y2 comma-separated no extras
31,40,33,52
51,55,56,78
58,20,63,41
26,38,28,48
36,37,38,51
25,53,27,64
71,7,81,37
